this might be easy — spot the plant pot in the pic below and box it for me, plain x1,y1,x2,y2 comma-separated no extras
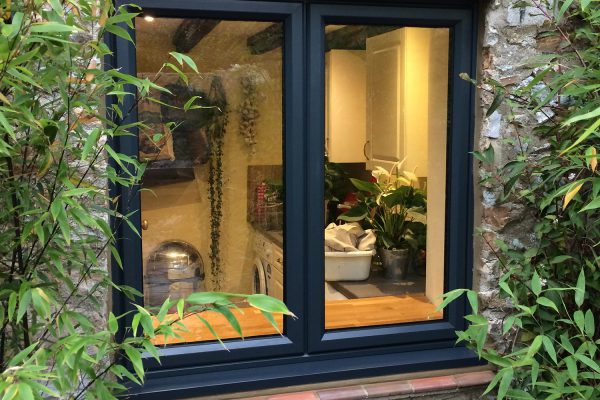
378,247,410,281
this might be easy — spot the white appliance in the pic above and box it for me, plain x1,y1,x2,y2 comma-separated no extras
253,231,284,301
252,257,267,295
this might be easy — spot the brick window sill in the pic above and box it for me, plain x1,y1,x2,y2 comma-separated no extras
195,367,494,400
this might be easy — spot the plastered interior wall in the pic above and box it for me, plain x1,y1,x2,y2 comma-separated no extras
425,29,449,307
136,19,283,293
402,28,431,178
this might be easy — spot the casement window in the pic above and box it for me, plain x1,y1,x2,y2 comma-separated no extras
109,0,479,398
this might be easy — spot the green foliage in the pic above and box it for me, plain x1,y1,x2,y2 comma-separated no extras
324,158,346,204
0,2,292,399
338,162,426,250
446,1,600,398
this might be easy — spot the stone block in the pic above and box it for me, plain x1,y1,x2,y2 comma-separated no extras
483,206,509,229
506,6,547,27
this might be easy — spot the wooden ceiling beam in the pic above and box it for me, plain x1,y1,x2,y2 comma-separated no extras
325,25,398,51
247,23,283,55
172,19,220,53
246,24,399,55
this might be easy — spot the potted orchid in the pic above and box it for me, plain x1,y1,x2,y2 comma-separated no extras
338,161,426,280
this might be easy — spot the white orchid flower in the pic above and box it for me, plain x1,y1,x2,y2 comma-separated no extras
403,170,418,183
371,166,390,184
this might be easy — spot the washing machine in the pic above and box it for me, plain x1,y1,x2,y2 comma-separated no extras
252,257,267,295
253,231,284,301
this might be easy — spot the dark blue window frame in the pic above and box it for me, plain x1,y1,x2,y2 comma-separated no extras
107,1,482,398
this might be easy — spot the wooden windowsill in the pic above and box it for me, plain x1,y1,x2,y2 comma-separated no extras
152,295,442,345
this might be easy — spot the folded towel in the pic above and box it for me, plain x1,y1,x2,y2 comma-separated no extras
357,229,376,251
325,222,375,252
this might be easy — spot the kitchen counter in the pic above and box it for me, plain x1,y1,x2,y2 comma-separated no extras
252,225,283,250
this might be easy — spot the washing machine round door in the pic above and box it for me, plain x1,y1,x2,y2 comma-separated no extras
252,258,267,295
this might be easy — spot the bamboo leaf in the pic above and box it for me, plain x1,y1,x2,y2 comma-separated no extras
467,290,479,315
542,335,558,364
177,298,185,319
108,312,118,334
30,22,81,33
123,346,145,381
586,146,597,172
563,182,584,210
17,289,32,323
187,292,231,305
260,310,282,334
487,88,505,117
498,367,514,400
247,294,294,316
531,270,542,296
104,23,133,43
0,110,15,139
574,353,600,374
560,118,600,155
169,51,199,73
17,382,34,400
213,305,243,338
584,310,595,337
195,315,225,348
81,128,100,160
157,298,171,322
7,292,16,321
565,356,578,382
8,343,38,367
527,335,543,358
574,310,585,332
436,289,468,311
575,269,585,307
581,0,591,10
580,196,600,212
557,0,574,20
537,296,559,313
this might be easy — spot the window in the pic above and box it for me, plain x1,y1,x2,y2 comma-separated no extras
323,25,450,330
136,17,285,344
109,1,479,397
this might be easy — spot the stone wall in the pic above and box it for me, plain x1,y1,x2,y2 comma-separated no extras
475,0,552,352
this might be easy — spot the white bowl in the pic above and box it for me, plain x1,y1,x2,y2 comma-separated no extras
324,250,374,281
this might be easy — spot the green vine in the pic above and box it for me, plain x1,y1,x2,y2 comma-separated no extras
207,76,228,289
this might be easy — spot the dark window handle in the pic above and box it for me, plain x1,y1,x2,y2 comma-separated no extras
363,140,371,160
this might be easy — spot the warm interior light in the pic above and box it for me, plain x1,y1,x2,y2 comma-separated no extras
144,15,155,22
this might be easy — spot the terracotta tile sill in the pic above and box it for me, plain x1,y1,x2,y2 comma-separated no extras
225,368,495,399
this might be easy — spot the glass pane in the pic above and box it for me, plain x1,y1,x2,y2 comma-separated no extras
136,17,284,344
324,25,449,330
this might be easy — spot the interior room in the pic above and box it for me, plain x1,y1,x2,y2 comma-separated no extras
135,17,449,344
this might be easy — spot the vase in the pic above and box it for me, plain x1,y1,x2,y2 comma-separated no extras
378,247,410,281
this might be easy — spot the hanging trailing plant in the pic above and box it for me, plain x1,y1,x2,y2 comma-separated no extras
207,76,228,289
238,74,260,155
